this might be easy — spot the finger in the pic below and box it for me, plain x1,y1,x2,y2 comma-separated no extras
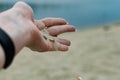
57,43,69,51
56,38,71,46
48,25,76,36
41,18,67,27
37,38,69,52
48,41,69,51
34,20,45,30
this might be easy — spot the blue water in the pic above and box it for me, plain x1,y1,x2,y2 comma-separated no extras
1,0,120,28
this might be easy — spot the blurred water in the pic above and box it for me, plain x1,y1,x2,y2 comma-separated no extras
1,0,120,28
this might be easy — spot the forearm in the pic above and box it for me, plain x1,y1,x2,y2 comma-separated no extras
0,9,32,54
0,6,33,69
0,24,31,54
0,20,31,69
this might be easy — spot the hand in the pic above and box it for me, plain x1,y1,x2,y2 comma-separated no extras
0,1,76,53
29,18,75,52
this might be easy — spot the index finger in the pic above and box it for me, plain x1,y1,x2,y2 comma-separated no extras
41,18,68,27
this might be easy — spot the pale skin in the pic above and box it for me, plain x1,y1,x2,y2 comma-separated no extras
0,2,76,69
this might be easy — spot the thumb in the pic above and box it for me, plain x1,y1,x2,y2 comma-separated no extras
13,1,34,21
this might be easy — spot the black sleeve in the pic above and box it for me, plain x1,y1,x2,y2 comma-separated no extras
0,28,15,69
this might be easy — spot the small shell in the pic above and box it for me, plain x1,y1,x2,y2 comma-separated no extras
77,76,82,80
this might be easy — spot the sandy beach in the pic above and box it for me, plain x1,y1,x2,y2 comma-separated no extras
0,25,120,80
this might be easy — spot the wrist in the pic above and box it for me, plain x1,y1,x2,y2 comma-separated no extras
0,3,35,53
0,18,32,54
0,28,15,69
